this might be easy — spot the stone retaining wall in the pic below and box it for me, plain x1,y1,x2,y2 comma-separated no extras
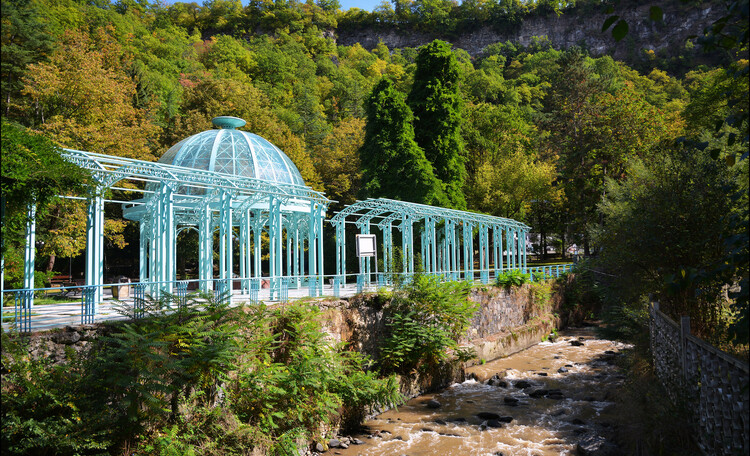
14,284,559,400
649,302,749,456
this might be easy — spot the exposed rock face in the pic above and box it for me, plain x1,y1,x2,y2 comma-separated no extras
337,1,723,63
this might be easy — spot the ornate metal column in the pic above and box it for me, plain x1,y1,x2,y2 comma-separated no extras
23,204,36,306
85,189,104,306
219,190,234,298
198,205,213,292
269,196,282,299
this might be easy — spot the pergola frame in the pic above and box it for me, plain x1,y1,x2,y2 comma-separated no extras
17,148,330,309
331,198,530,284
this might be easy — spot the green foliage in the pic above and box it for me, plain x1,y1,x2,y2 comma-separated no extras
408,40,467,209
1,330,111,455
380,274,476,374
1,296,401,454
230,302,401,439
495,270,530,289
593,144,745,340
0,121,89,258
359,78,447,205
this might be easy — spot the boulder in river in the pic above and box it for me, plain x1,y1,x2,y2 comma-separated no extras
570,340,585,346
328,438,341,448
486,419,504,428
426,399,441,409
536,372,548,376
529,389,549,398
503,396,519,405
477,412,501,420
558,367,569,373
514,380,533,389
577,433,616,456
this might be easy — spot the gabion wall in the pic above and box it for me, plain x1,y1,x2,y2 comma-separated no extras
650,303,749,456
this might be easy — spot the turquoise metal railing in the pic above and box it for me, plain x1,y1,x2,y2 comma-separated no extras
1,264,574,331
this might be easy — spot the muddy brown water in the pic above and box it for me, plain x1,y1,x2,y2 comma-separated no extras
330,328,631,456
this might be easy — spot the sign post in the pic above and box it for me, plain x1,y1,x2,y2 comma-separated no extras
356,234,378,283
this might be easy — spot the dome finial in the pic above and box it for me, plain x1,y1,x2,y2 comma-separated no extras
212,116,246,129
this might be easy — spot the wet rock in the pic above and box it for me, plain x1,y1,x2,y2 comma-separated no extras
604,350,616,355
392,435,404,441
529,389,549,398
328,439,341,448
420,427,434,432
570,340,585,346
565,364,573,367
339,443,348,449
514,380,533,389
476,412,501,420
434,419,447,425
536,372,548,376
497,416,513,423
426,399,441,409
466,400,474,403
315,442,325,452
554,355,561,359
448,417,467,422
352,439,365,445
486,419,504,428
503,396,519,405
547,391,565,400
558,367,569,373
488,374,508,388
577,434,616,456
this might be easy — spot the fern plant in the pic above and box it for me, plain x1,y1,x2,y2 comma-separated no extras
495,270,530,289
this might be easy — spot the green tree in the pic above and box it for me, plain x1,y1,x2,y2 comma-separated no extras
19,27,161,161
359,78,446,205
593,146,745,340
1,121,89,258
407,39,466,209
0,0,54,118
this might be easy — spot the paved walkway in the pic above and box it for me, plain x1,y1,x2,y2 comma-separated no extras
1,283,367,333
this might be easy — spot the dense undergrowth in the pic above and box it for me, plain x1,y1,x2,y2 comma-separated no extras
1,294,402,455
2,274,489,455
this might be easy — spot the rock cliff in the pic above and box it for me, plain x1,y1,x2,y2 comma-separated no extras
337,1,724,63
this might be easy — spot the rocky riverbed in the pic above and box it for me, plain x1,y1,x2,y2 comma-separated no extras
321,327,631,456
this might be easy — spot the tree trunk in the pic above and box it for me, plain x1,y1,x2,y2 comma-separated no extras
46,254,56,273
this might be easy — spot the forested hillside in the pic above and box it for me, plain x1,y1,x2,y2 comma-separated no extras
1,1,748,455
2,0,748,339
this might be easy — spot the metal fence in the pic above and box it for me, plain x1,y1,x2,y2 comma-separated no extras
1,264,574,333
649,302,749,456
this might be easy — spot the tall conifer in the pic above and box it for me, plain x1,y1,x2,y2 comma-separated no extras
408,39,466,209
359,79,446,205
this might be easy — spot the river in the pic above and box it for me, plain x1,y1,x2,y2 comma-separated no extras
328,327,632,456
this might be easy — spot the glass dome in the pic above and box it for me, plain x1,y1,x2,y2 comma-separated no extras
159,116,306,187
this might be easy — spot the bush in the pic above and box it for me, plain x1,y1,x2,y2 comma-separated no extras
1,294,402,455
380,274,476,374
495,270,530,289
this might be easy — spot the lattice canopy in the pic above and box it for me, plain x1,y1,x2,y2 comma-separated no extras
158,116,306,188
